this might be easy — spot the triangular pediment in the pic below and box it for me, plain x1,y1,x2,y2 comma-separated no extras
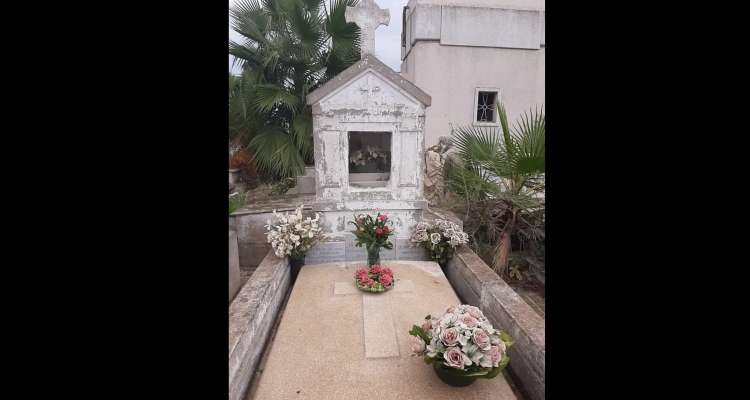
306,55,431,107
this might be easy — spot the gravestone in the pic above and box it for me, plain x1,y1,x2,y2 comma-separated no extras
303,0,432,245
247,261,517,400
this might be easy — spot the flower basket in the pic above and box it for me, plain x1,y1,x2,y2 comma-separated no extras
410,219,469,267
354,264,394,293
408,304,514,387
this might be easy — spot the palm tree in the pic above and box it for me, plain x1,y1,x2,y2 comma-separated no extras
445,104,545,277
229,0,361,179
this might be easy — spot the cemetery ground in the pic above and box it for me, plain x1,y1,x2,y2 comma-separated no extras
229,184,545,400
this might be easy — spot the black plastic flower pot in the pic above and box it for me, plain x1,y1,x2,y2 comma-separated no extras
432,362,477,387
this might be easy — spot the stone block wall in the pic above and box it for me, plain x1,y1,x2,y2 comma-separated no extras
228,251,291,400
229,231,241,303
444,246,545,400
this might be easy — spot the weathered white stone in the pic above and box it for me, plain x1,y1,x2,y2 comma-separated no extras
305,55,432,242
345,0,390,56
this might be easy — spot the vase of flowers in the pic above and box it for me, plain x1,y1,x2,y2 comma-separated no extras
349,212,395,266
410,219,469,267
265,204,325,283
409,304,513,387
354,264,395,292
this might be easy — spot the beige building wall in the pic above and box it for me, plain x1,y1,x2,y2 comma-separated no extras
400,0,545,147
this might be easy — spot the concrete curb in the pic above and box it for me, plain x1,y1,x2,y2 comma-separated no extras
444,246,545,400
228,250,291,400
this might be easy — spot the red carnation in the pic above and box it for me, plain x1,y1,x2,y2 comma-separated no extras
378,214,388,222
382,226,390,234
367,279,375,286
370,265,382,274
356,268,368,277
382,267,393,276
380,273,393,287
375,227,383,235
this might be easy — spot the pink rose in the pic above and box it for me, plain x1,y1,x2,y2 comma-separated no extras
421,319,432,332
370,265,382,274
382,267,393,276
439,327,460,347
443,347,469,370
378,214,388,222
355,268,368,277
380,273,393,286
367,279,375,286
488,345,503,367
461,314,479,328
466,306,483,319
375,227,383,235
358,275,370,285
410,336,425,354
472,329,491,350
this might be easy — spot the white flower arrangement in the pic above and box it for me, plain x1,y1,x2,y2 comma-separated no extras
264,204,324,259
409,304,513,378
410,219,469,265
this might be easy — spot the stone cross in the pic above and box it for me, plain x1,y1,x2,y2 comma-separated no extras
345,0,390,56
334,279,415,358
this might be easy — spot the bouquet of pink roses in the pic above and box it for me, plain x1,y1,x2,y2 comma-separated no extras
409,304,513,384
354,264,394,292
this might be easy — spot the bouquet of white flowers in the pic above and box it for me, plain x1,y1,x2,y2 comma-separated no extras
265,204,324,259
410,219,469,265
409,304,513,386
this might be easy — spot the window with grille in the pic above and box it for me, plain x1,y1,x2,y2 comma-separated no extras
473,88,501,126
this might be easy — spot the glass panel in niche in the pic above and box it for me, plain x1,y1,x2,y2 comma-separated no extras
348,131,391,187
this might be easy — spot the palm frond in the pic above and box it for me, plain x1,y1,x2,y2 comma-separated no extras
248,126,305,178
509,105,545,174
230,0,361,179
291,110,314,162
250,84,299,114
230,0,269,45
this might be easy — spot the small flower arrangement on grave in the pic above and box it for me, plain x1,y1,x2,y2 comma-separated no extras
410,219,470,265
354,264,395,292
408,304,514,387
265,204,324,260
349,212,395,266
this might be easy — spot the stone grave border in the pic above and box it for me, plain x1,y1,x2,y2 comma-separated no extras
229,250,291,400
229,209,543,400
444,246,545,400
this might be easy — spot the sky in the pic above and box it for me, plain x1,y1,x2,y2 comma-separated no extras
228,0,408,75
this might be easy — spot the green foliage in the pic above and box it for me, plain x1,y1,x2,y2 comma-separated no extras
445,103,545,275
229,0,361,179
229,191,248,214
499,330,514,348
348,213,395,250
270,177,297,195
409,325,431,344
